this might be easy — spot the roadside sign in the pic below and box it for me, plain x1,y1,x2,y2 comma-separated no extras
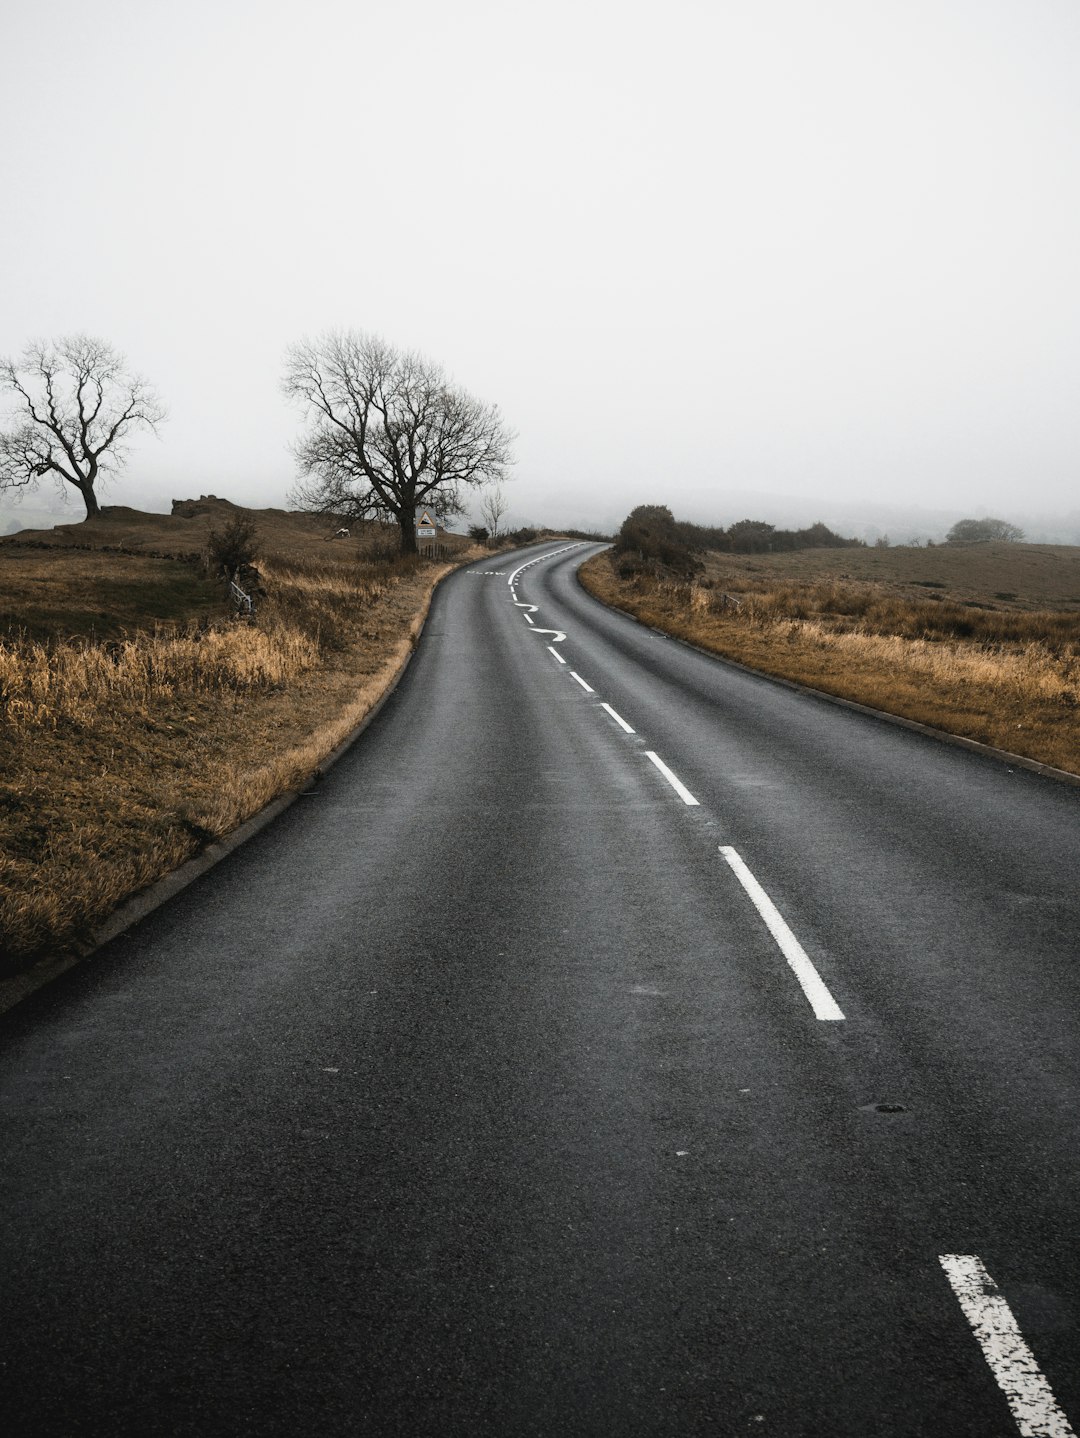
415,506,438,540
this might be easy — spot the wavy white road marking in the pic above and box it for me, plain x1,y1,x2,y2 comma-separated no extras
940,1255,1075,1437
719,847,844,1021
531,628,567,643
505,543,586,589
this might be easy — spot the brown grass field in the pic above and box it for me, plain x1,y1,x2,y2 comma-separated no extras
0,499,479,977
580,542,1080,776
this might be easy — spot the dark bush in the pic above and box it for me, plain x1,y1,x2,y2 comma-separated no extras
612,504,703,576
946,517,1025,544
611,504,863,563
614,551,650,579
207,513,259,580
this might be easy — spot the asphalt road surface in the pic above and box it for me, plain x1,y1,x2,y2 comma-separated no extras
2,540,1079,1437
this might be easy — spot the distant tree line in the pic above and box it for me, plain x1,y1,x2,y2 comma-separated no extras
612,504,864,575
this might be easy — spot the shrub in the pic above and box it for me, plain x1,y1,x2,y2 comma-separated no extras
946,517,1025,544
612,504,702,576
207,513,259,580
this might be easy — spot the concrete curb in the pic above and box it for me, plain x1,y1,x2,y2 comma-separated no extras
574,560,1080,791
0,559,459,1017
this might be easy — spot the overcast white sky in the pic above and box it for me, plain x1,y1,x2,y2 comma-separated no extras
2,0,1078,537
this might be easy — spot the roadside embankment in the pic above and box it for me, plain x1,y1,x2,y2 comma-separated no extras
579,551,1080,777
0,535,479,978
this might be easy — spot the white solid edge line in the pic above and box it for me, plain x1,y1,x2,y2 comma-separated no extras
719,846,845,1021
570,671,594,692
547,646,567,664
939,1255,1076,1438
600,703,635,734
644,751,699,806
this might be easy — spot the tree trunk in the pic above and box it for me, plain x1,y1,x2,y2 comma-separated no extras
78,482,100,519
398,512,418,555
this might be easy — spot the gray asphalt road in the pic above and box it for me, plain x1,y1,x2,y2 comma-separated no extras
2,540,1079,1437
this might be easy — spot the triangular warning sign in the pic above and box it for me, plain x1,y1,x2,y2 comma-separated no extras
418,510,435,527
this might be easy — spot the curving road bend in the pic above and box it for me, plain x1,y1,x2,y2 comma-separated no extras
1,540,1078,1436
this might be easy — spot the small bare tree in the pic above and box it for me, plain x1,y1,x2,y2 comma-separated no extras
480,481,509,541
283,330,514,555
0,336,166,519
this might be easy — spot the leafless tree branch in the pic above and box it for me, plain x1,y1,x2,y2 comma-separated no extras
0,335,166,518
283,329,514,554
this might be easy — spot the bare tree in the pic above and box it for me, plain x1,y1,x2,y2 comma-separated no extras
480,480,509,541
283,330,514,555
0,336,166,519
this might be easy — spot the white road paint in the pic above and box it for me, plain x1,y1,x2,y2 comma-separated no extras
600,703,635,734
570,672,594,692
524,614,534,624
531,627,567,643
548,646,567,664
719,847,845,1021
644,751,699,806
939,1256,1076,1438
513,602,538,613
505,543,585,590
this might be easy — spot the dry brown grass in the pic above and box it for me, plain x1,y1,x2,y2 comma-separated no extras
703,539,1080,610
581,549,1080,776
0,506,477,976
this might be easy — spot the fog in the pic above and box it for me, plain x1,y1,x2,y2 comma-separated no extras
2,0,1079,541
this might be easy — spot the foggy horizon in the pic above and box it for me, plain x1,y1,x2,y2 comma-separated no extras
2,0,1078,542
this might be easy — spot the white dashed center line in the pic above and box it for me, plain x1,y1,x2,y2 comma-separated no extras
570,672,594,692
600,703,635,734
547,646,567,664
940,1255,1076,1437
719,846,844,1021
644,751,699,806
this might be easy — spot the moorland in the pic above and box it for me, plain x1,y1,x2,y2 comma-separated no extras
0,499,475,977
580,539,1080,776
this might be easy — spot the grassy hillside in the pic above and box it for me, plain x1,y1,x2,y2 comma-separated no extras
0,501,476,977
0,499,433,639
703,540,1080,611
581,541,1080,776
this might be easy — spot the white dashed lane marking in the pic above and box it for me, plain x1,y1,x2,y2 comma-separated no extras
719,847,844,1021
600,703,635,734
940,1255,1076,1437
644,751,699,806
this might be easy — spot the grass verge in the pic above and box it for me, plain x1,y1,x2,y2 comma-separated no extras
1,525,478,977
579,550,1080,776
